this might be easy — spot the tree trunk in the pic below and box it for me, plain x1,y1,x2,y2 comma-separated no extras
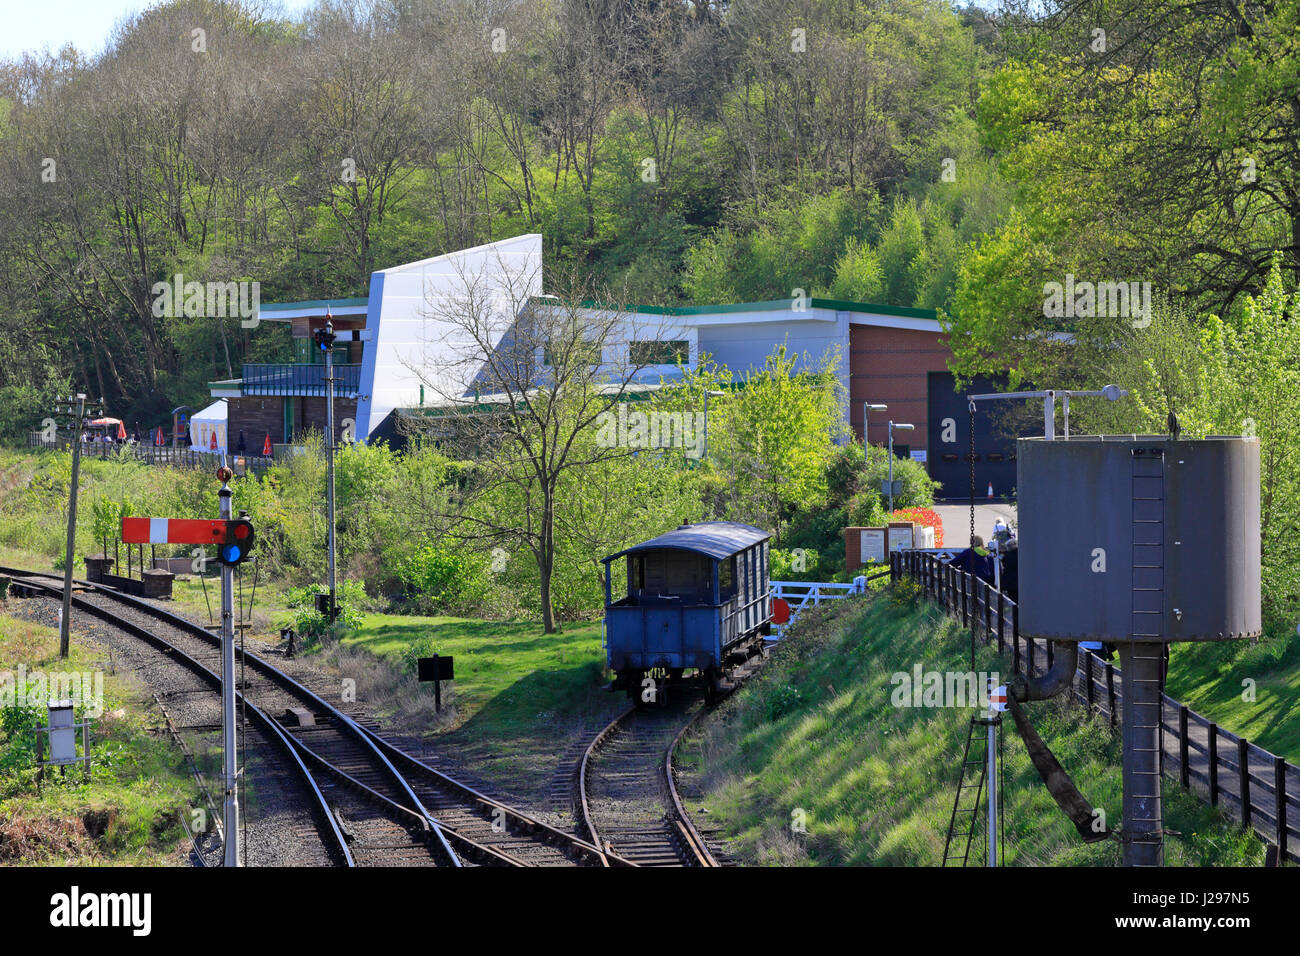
539,488,557,633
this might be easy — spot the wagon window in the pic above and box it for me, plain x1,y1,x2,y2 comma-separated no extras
667,556,701,591
719,556,736,600
644,553,667,591
631,555,644,590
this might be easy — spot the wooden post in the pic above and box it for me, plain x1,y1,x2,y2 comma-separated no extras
1208,723,1219,806
980,581,990,643
1085,651,1094,711
1027,634,1035,674
1239,738,1251,829
1178,705,1189,790
1012,604,1021,676
996,590,1004,653
1275,756,1287,860
1105,661,1117,727
960,573,968,628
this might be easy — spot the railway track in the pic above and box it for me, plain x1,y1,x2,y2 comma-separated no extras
2,566,621,867
576,693,724,867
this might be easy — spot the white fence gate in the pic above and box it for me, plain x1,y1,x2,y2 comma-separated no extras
768,580,868,639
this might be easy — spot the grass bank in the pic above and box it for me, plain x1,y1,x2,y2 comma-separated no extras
0,612,198,864
1166,637,1300,764
684,587,1266,866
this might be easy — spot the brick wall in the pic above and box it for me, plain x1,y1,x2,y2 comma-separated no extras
297,396,358,443
849,324,952,448
226,398,281,449
226,396,359,447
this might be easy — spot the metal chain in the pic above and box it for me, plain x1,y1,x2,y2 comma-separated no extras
969,401,977,547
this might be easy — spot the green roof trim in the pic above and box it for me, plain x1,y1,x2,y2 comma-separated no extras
553,296,939,321
259,297,370,312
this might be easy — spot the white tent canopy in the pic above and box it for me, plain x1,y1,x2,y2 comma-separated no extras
190,399,228,453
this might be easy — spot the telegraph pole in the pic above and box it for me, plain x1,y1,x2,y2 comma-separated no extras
216,466,240,867
55,393,100,659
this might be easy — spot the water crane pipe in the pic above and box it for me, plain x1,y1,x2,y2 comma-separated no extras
1010,640,1078,703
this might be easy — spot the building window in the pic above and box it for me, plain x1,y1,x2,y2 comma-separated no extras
630,340,689,365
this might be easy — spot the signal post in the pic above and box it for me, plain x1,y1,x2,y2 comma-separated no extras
121,472,255,867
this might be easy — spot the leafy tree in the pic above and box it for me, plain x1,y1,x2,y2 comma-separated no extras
1115,257,1300,633
696,345,848,543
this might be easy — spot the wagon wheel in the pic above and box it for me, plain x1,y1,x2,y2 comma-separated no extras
703,669,721,706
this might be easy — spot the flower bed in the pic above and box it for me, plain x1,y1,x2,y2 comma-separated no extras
887,506,943,547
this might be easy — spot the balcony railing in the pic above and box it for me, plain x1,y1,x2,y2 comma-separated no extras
242,363,361,397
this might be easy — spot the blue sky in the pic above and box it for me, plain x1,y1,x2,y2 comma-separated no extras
1,0,318,61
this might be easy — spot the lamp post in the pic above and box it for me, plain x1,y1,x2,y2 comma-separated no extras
863,402,887,446
887,421,914,513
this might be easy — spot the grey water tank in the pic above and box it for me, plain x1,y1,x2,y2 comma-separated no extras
1017,435,1260,643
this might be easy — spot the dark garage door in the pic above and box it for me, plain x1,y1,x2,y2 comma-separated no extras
927,372,1021,500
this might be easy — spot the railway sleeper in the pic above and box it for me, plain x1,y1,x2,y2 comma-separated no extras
292,738,524,867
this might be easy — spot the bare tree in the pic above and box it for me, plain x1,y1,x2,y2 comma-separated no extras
403,251,680,632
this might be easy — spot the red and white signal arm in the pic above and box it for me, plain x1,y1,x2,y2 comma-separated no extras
989,685,1008,713
121,518,227,545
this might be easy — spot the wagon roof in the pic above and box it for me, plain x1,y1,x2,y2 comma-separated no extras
603,521,771,563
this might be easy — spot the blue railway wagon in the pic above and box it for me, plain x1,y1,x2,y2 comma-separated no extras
602,521,772,702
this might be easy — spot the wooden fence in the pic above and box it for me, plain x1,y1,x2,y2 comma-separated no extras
27,434,273,475
891,548,1299,864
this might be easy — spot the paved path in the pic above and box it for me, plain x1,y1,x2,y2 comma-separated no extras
933,502,1017,549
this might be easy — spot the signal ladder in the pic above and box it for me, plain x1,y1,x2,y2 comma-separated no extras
942,715,1004,866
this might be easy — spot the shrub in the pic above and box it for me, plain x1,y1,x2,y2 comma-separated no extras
847,491,889,528
765,683,804,721
771,547,820,580
862,445,939,510
395,545,491,613
283,580,367,648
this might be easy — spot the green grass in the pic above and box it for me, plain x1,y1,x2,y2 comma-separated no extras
0,612,199,865
343,613,610,737
1165,636,1300,763
685,587,1267,866
337,612,620,808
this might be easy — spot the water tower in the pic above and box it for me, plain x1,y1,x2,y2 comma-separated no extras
1016,434,1261,865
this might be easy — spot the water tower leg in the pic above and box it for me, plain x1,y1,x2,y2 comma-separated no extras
1119,641,1164,866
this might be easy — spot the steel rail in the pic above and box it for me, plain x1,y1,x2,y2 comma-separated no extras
3,572,354,867
6,565,611,867
1,568,472,865
665,704,721,867
578,698,723,867
577,703,635,857
359,725,634,867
